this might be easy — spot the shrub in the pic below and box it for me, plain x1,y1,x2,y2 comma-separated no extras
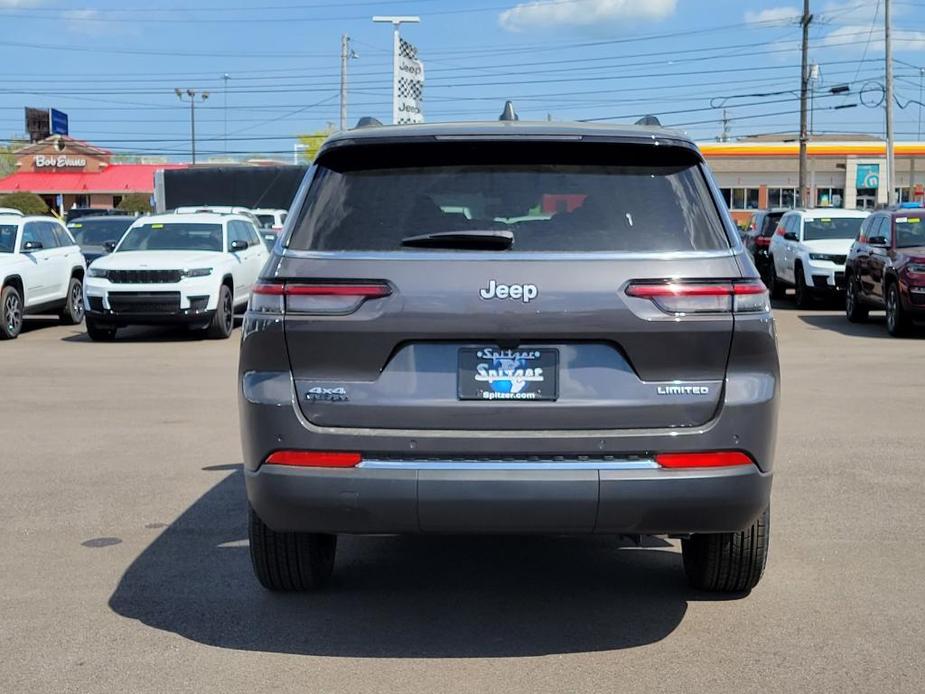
0,191,48,215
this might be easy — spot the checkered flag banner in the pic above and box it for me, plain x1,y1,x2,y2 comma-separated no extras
396,37,424,124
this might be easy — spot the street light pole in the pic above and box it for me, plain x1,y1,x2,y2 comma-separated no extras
798,0,812,209
885,0,896,206
175,88,209,164
339,35,358,131
372,15,420,125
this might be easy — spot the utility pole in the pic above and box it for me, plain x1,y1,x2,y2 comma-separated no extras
885,0,896,206
175,88,209,164
339,35,358,130
372,15,420,124
222,73,230,154
798,0,812,209
721,109,730,142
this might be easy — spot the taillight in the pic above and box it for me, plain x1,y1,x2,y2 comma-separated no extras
625,280,769,315
250,281,391,315
265,450,362,467
755,236,771,248
655,451,753,468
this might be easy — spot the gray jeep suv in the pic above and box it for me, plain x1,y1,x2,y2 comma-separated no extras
238,120,779,594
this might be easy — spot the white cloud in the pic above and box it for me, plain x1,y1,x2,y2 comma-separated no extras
62,9,108,36
744,7,801,26
499,0,678,33
0,0,44,6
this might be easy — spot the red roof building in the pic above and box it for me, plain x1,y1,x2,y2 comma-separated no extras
0,135,186,213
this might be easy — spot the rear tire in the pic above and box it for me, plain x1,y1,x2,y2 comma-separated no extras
845,274,869,323
248,506,336,591
0,285,23,340
206,284,234,339
768,259,785,299
86,318,117,342
886,282,911,337
682,507,769,593
58,276,85,325
794,265,812,309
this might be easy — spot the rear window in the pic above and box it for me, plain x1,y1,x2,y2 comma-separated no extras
289,142,729,253
762,213,784,236
256,214,275,228
802,217,864,241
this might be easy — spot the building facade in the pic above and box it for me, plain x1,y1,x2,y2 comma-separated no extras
701,137,925,225
0,135,185,213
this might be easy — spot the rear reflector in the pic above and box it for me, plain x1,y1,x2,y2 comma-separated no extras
655,451,753,468
755,236,771,248
265,450,362,467
625,280,768,315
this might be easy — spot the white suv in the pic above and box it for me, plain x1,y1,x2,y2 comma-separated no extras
768,208,869,307
1,215,86,339
83,213,269,341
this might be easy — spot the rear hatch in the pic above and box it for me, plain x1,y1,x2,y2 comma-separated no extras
275,138,744,431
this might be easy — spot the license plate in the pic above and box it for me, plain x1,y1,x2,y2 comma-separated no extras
457,347,558,401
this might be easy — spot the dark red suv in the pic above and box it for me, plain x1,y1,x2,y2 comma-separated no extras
845,209,925,336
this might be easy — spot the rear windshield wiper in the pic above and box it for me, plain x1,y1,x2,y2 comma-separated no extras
400,229,513,250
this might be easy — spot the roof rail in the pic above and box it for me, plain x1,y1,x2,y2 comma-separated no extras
635,115,662,126
499,101,519,121
354,116,383,128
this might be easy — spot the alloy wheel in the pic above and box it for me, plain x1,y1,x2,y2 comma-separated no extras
72,282,84,321
887,288,898,333
5,293,22,334
223,292,233,332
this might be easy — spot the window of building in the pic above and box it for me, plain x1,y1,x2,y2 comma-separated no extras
718,187,759,210
895,187,913,203
816,187,844,208
768,187,799,208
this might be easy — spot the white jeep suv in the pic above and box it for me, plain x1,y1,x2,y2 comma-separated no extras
768,208,869,307
1,215,86,339
83,213,269,341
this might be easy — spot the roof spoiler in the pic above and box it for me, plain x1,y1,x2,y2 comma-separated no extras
635,115,662,126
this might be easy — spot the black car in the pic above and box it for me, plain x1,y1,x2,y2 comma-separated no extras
742,209,787,285
66,215,136,265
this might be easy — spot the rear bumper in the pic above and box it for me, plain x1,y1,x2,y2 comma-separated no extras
246,461,771,535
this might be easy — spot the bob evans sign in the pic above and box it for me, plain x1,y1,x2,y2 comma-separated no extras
34,154,87,169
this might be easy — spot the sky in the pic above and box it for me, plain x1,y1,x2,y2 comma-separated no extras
3,0,925,162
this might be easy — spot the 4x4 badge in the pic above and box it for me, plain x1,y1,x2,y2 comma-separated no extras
479,280,538,303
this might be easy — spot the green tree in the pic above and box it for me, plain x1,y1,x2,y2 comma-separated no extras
0,144,17,179
296,126,335,163
116,193,151,215
0,191,48,215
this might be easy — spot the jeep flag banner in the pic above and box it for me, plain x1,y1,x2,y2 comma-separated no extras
395,37,424,124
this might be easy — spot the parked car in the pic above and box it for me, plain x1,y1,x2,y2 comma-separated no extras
238,120,779,594
83,212,269,341
251,208,288,248
0,214,86,339
742,209,787,286
845,209,925,336
66,215,136,266
767,208,869,307
0,207,24,217
66,207,114,223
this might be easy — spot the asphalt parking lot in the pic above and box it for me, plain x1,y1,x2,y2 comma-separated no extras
1,304,923,694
